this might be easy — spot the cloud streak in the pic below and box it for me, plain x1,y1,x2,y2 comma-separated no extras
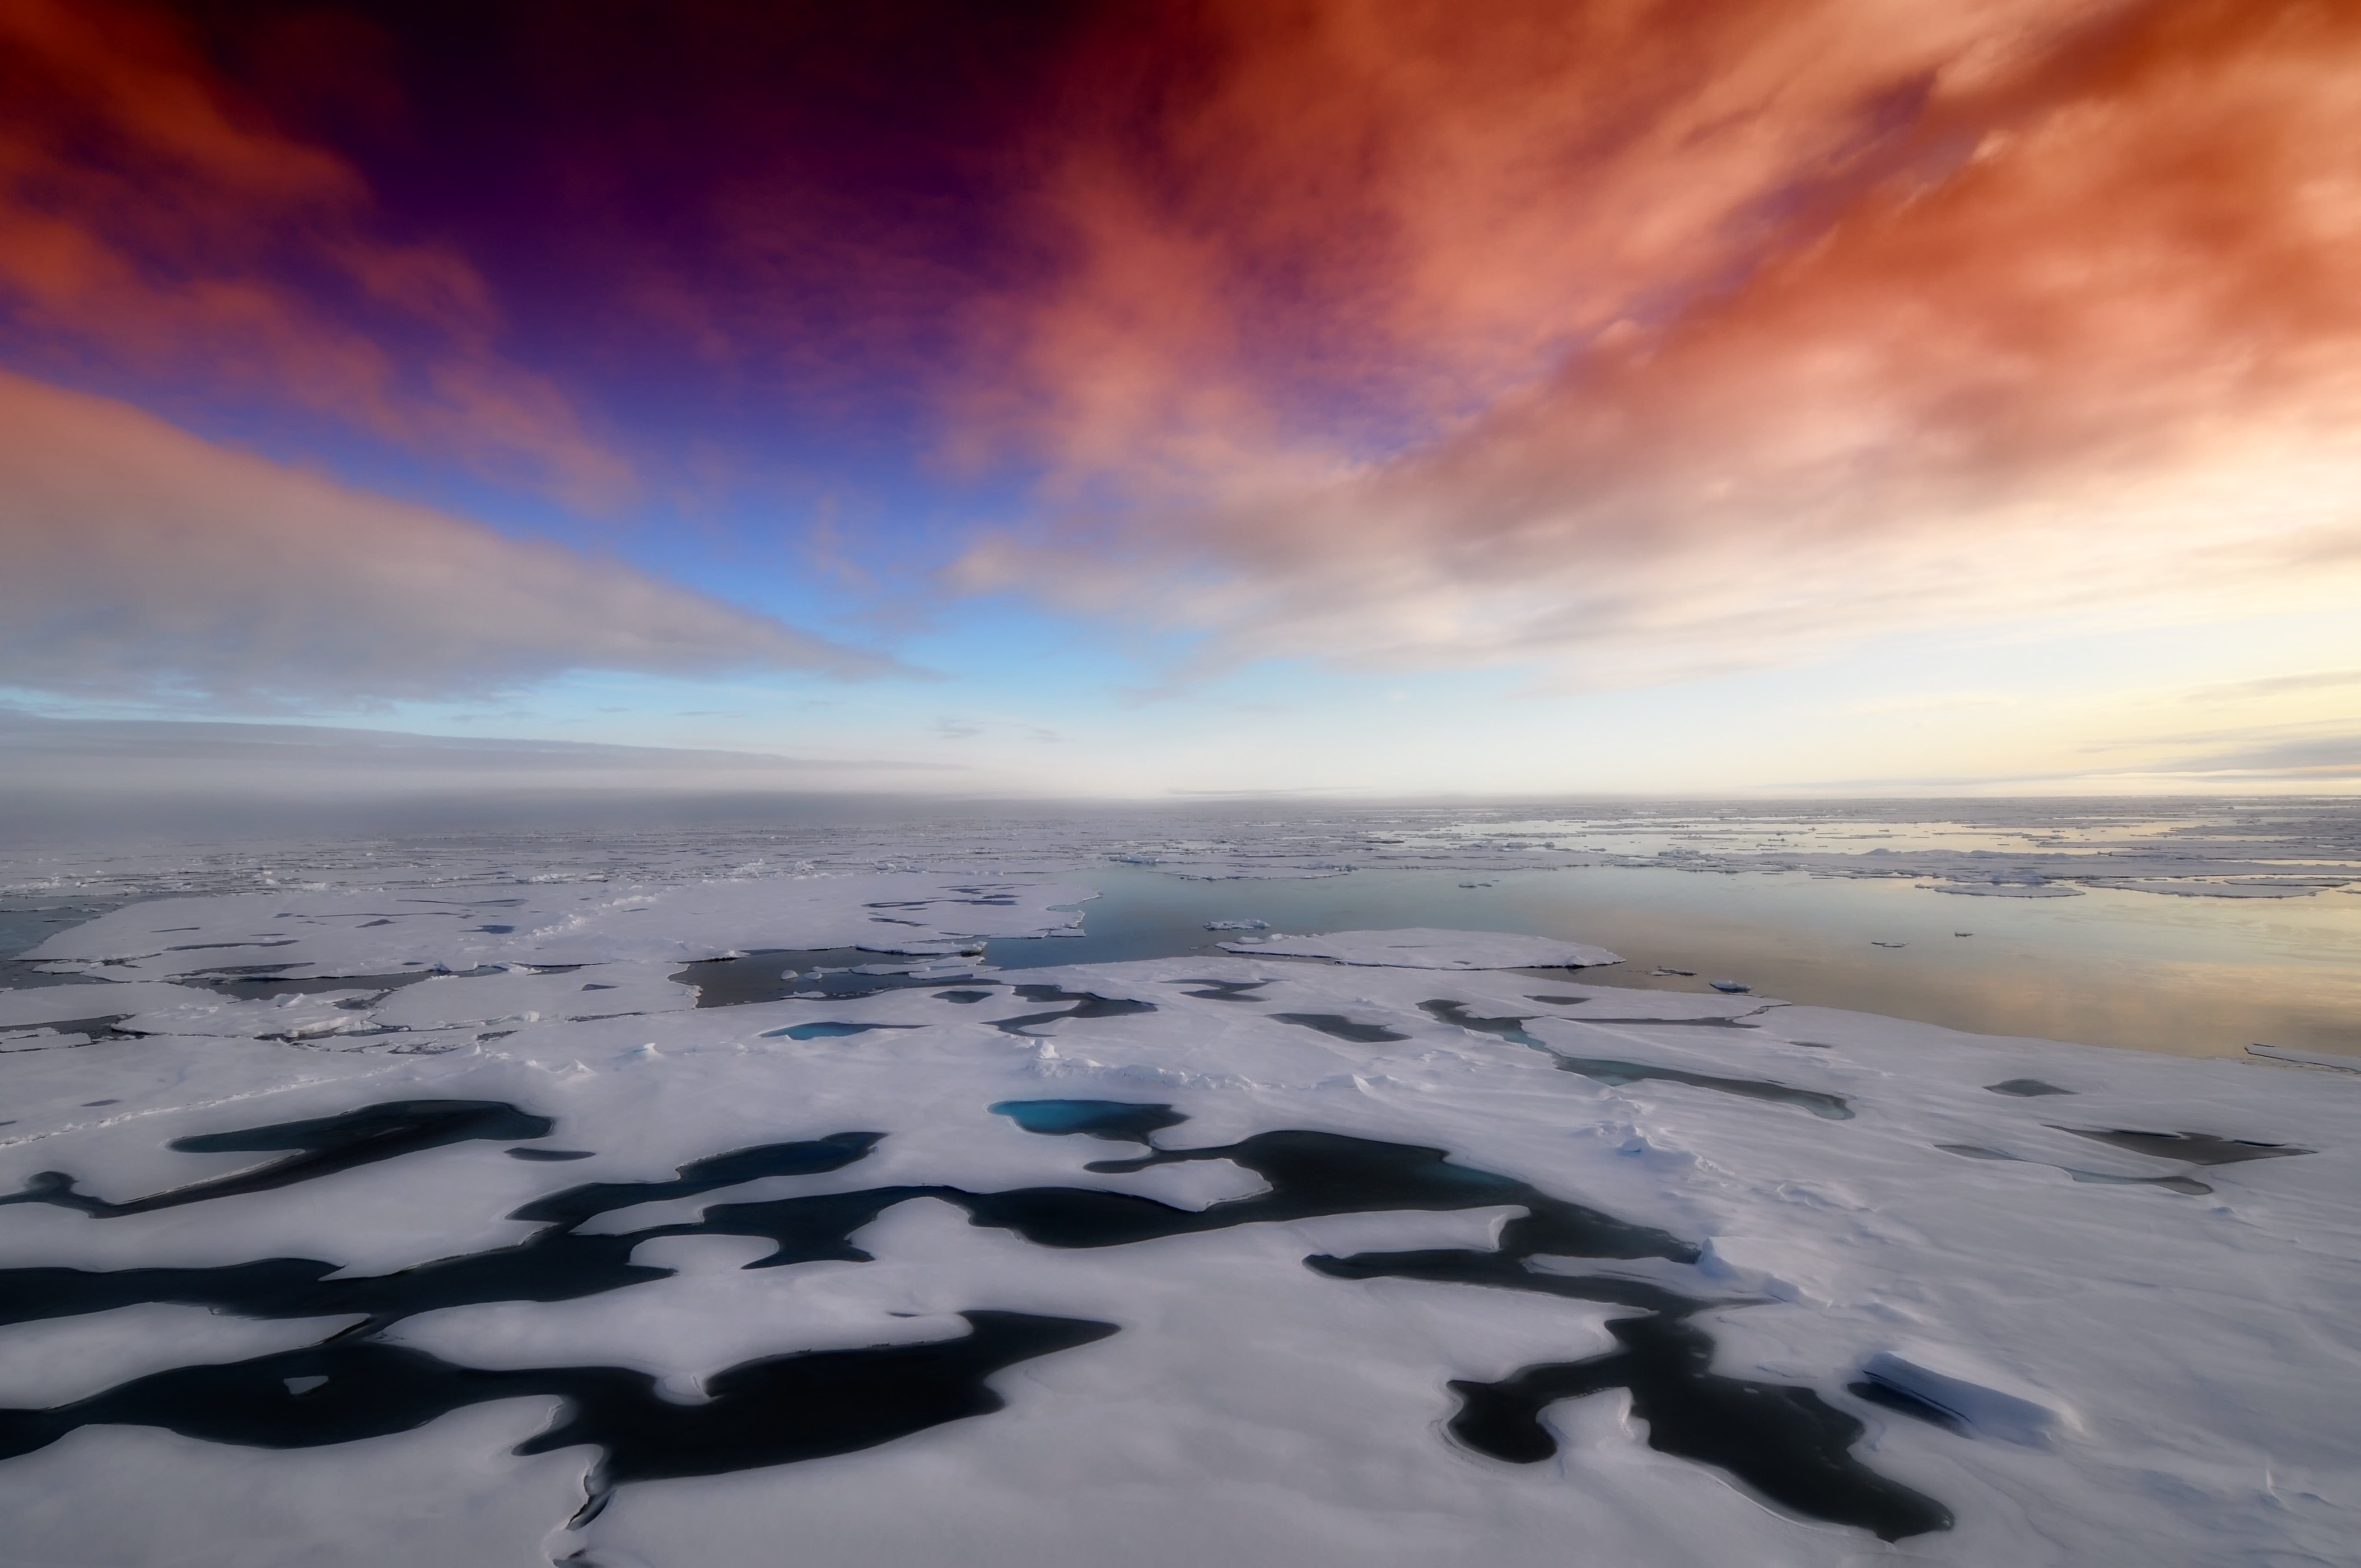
0,371,894,703
0,0,628,503
0,709,964,794
955,0,2361,683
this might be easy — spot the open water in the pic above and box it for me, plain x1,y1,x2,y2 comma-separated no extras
982,863,2361,1060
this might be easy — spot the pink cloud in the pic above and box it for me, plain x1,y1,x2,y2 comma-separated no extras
0,370,893,702
0,0,629,506
955,0,2361,679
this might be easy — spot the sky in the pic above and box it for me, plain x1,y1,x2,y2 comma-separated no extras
3,0,2359,799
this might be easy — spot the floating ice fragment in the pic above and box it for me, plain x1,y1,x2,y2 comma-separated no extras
1202,919,1269,931
2101,878,2345,898
1924,880,2083,898
1709,980,1751,993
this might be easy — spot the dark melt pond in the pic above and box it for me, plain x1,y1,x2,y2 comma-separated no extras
0,1095,1952,1542
989,1099,1188,1144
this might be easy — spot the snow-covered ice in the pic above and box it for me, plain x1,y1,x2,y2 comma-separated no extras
22,875,1093,979
0,856,2356,1567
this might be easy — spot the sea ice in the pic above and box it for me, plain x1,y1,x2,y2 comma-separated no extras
0,861,2354,1567
2095,879,2327,898
22,875,1094,979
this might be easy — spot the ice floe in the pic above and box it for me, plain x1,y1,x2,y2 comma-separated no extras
1920,880,2083,898
2089,877,2351,898
0,860,2355,1567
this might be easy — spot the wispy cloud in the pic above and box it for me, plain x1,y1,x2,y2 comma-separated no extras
2178,669,2361,706
0,711,972,821
952,0,2361,685
0,371,898,704
933,715,1062,743
2148,734,2361,778
1837,691,2021,718
0,0,628,504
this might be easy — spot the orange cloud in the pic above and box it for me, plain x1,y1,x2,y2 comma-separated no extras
959,0,2361,679
0,370,890,702
0,0,628,505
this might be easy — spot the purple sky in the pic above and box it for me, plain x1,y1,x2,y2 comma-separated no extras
4,0,2358,796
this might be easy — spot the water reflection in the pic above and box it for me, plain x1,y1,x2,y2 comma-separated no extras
979,865,2361,1059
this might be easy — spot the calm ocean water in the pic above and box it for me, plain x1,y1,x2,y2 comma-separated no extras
983,863,2361,1060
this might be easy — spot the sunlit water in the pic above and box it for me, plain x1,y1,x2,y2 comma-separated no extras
984,865,2361,1060
6,799,2356,1061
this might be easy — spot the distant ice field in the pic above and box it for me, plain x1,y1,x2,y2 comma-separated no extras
7,798,2359,1059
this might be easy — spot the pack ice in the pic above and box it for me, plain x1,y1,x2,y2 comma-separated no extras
0,874,2354,1568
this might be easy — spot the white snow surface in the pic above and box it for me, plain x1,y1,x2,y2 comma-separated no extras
1218,927,1622,969
0,875,2355,1568
20,874,1093,979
